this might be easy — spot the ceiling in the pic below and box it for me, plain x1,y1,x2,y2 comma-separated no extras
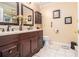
35,2,52,5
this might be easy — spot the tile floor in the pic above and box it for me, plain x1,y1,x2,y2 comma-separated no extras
33,40,78,57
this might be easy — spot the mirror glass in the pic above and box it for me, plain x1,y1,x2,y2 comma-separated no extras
21,4,34,26
0,2,19,24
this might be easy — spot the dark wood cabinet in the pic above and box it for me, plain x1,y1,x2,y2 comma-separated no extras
0,34,18,46
0,30,43,57
0,42,19,57
31,36,38,54
0,34,19,57
38,31,43,50
35,11,42,24
19,31,43,57
19,38,30,57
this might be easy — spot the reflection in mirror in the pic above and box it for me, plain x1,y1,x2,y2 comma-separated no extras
0,2,19,25
21,4,34,26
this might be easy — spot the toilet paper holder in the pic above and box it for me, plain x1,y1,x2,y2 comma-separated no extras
55,29,59,33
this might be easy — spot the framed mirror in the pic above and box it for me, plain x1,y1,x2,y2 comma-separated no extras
21,3,34,26
0,2,19,25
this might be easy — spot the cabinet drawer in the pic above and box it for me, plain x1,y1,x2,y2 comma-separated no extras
38,30,43,37
20,32,37,40
0,42,19,57
0,34,18,46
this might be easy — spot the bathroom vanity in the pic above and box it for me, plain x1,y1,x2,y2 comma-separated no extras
0,2,43,57
0,30,43,57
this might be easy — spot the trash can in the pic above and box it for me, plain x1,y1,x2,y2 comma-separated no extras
71,41,77,50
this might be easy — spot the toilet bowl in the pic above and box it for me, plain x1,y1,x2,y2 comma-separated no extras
43,36,49,47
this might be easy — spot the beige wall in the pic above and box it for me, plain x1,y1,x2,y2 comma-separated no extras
40,2,77,44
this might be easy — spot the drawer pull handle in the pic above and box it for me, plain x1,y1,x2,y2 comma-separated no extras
8,50,13,54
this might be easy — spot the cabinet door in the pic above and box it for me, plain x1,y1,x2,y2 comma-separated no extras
31,36,38,54
38,31,43,50
38,36,43,49
0,42,19,57
20,39,30,57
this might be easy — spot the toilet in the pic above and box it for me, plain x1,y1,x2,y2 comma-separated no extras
43,36,49,47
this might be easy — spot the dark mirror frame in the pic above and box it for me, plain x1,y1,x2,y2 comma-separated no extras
21,3,34,26
0,2,19,25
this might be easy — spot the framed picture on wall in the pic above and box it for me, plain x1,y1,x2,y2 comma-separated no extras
53,10,60,19
65,17,72,24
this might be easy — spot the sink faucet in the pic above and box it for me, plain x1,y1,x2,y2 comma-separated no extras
7,25,11,31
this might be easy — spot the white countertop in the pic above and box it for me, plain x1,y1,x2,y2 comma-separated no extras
0,29,42,36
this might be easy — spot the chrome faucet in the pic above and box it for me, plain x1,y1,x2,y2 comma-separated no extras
7,25,11,31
